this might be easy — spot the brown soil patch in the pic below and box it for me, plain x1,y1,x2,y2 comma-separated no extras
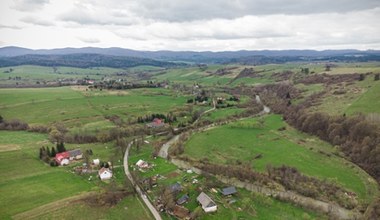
0,144,20,152
166,171,180,178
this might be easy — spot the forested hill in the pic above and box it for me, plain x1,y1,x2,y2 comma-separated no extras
1,46,380,64
0,53,182,68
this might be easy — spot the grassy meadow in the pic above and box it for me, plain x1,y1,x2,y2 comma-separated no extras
184,114,379,203
0,86,188,127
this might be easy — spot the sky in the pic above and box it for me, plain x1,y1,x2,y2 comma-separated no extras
0,0,379,51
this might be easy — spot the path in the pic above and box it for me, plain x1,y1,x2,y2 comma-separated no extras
124,140,162,220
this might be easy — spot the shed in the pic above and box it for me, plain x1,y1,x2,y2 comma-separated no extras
222,186,237,196
197,192,217,213
176,194,189,205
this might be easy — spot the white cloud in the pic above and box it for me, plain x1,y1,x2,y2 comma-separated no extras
20,16,54,26
0,0,379,50
12,0,50,12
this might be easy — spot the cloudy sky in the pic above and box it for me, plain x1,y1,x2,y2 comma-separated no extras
0,0,379,51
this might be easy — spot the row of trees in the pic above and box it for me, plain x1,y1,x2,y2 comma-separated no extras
137,113,177,124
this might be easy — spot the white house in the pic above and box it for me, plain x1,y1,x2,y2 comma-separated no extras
197,192,217,213
98,167,112,180
60,158,70,166
136,159,149,169
93,159,100,166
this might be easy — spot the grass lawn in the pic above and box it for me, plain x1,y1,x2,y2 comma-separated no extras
183,114,378,203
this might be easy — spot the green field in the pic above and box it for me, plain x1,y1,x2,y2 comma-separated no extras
184,114,378,203
0,87,188,127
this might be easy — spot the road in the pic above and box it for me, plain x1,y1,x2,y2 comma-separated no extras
124,140,162,220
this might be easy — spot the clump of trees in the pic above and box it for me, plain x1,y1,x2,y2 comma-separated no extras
0,117,29,131
137,113,177,124
196,162,272,186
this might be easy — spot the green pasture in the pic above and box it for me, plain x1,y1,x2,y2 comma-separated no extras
184,114,378,203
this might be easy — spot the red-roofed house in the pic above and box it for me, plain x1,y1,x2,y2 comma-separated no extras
55,152,70,166
147,118,165,128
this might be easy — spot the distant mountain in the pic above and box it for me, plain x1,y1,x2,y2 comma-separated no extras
0,53,181,68
1,46,380,61
0,46,379,64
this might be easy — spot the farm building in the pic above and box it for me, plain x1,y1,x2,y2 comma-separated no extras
98,167,113,180
197,192,217,213
176,194,189,205
147,118,165,128
221,186,237,196
68,149,82,160
55,152,70,165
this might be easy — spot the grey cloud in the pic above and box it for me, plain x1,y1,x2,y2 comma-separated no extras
12,0,50,12
110,0,380,22
20,16,54,26
0,24,23,29
78,37,100,43
58,7,136,26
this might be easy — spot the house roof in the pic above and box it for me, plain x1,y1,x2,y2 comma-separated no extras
176,194,189,205
222,186,237,196
68,149,82,157
197,192,216,208
169,182,182,193
55,152,70,162
98,167,112,175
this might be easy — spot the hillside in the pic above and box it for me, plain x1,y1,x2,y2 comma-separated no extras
0,53,181,68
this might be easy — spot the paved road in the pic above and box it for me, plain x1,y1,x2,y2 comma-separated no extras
124,141,162,220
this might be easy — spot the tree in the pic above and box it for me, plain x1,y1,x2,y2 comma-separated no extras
161,187,175,211
0,115,3,123
46,147,51,158
51,146,57,157
359,74,365,81
190,207,203,220
374,73,379,81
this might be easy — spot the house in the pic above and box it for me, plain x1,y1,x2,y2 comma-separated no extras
169,182,182,194
55,152,70,165
221,186,237,196
147,118,165,128
98,167,112,180
93,159,100,166
197,192,217,213
176,194,190,205
173,205,190,219
136,159,149,169
68,149,82,160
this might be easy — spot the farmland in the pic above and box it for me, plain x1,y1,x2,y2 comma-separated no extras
0,61,379,220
